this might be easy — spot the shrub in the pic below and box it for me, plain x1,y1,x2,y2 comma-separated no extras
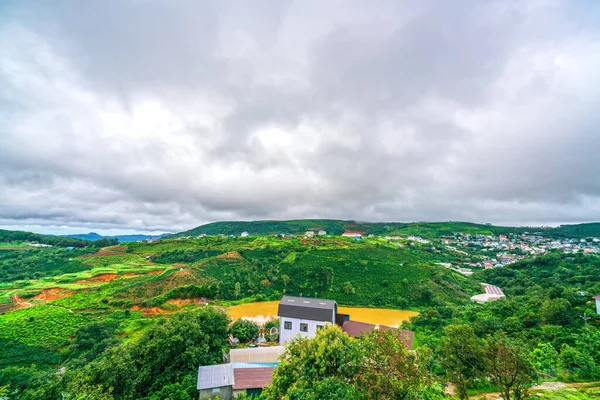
230,319,260,342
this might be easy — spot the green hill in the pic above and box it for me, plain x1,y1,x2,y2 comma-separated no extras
178,219,600,239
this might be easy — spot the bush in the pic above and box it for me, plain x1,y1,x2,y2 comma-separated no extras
230,319,260,342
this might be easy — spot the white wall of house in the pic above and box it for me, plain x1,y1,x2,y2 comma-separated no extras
279,317,328,345
596,299,600,315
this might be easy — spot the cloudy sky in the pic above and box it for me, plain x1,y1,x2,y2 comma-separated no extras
1,0,600,234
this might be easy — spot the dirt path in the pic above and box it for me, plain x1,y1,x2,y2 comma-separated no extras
12,294,33,310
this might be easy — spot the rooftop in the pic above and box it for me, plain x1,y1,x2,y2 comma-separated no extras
278,296,337,322
279,296,336,310
197,364,234,390
233,367,274,390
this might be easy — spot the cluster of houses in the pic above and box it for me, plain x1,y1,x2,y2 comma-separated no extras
197,296,414,399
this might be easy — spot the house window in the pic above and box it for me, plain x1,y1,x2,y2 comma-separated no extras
316,325,324,331
300,323,308,332
284,321,292,330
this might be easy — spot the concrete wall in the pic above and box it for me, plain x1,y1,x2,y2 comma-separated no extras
279,317,328,345
199,386,232,400
596,299,600,315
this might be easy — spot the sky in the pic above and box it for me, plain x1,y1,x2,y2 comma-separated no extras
1,0,600,235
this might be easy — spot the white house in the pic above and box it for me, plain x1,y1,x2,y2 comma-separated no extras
318,230,327,235
594,295,600,314
240,232,249,237
277,296,337,345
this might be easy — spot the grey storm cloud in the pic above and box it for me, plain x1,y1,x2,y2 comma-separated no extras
1,0,600,234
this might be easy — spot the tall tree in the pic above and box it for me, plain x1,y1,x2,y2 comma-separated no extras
487,333,536,400
437,324,487,400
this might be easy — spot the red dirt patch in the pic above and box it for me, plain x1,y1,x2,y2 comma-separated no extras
165,298,210,307
76,273,117,284
81,245,128,257
129,305,171,316
217,251,243,260
11,295,33,311
147,269,164,275
33,288,72,302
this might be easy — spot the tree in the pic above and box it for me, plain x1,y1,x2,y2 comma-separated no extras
437,324,487,400
230,319,260,343
487,333,536,400
59,307,231,399
558,344,597,379
540,298,574,326
531,343,558,377
265,324,361,399
265,324,445,400
282,274,290,289
344,281,355,295
356,329,443,399
234,282,241,299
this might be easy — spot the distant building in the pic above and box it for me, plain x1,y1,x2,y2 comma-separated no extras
594,295,600,314
342,231,362,237
241,232,249,237
471,283,505,304
277,296,337,345
305,231,315,238
318,230,327,235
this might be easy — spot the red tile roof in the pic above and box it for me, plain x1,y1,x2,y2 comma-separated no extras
341,320,414,348
593,295,600,300
232,367,274,390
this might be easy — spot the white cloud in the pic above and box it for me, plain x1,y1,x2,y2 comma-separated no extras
1,0,600,234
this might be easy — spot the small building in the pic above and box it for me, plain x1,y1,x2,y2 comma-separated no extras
318,230,327,235
594,295,600,314
233,367,274,397
305,231,315,238
471,283,505,304
240,232,249,237
277,296,337,345
197,364,234,399
197,363,275,399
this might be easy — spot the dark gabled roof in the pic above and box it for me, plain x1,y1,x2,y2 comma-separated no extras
277,296,336,322
232,367,274,390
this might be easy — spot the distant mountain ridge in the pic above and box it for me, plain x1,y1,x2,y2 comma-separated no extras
176,219,600,239
62,232,170,243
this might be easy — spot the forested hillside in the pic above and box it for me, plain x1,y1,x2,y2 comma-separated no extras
0,227,599,399
178,219,600,239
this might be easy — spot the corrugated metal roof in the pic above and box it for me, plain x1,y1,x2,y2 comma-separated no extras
232,367,274,390
229,346,284,363
197,364,234,390
277,296,336,322
341,320,414,348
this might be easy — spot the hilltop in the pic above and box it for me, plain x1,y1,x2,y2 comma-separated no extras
61,232,170,243
176,219,600,239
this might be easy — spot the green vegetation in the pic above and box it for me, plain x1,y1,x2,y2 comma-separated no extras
1,224,600,398
265,324,444,399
